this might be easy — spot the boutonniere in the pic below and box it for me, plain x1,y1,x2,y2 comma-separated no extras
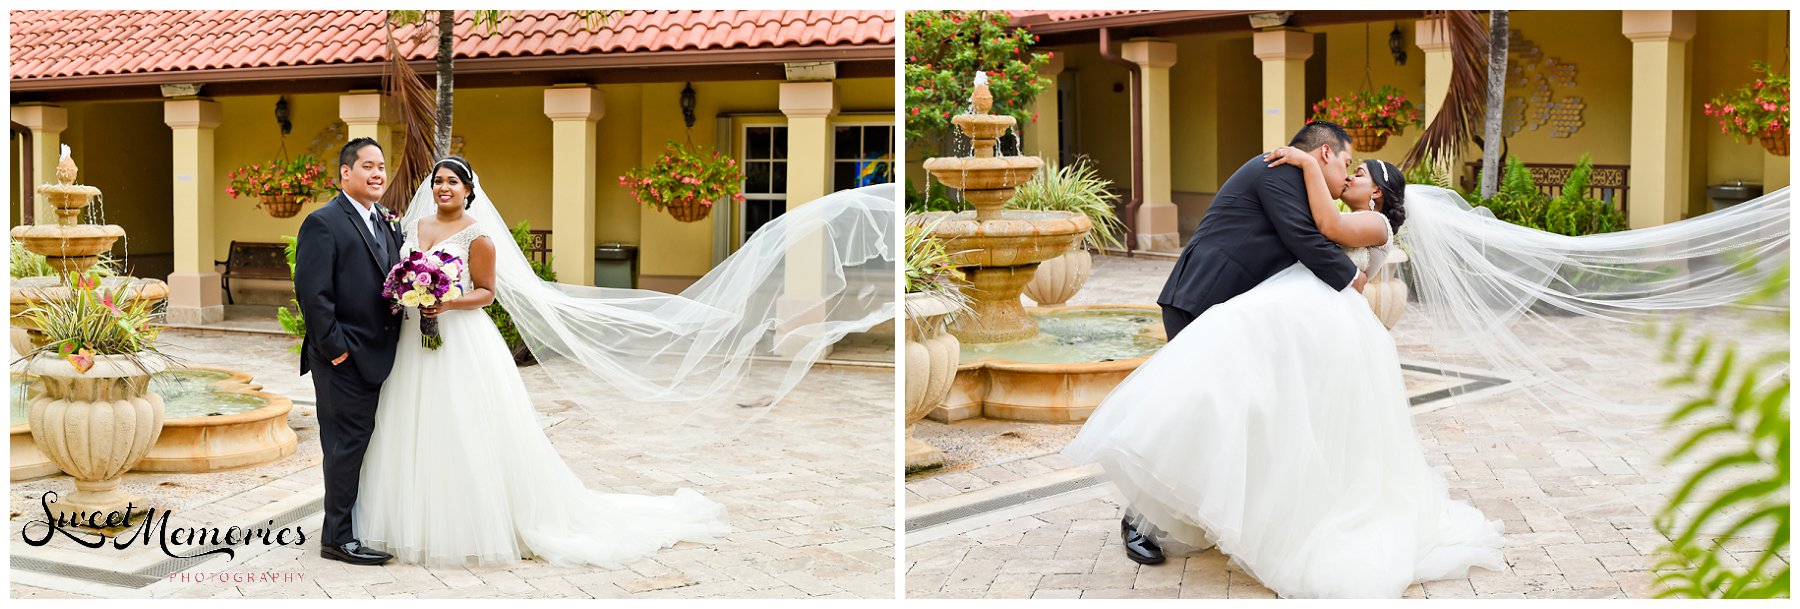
377,207,402,227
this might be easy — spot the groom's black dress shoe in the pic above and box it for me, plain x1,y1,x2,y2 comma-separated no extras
1122,518,1166,565
321,540,393,566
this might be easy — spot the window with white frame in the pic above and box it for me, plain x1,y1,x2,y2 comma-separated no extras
831,123,894,190
739,125,788,241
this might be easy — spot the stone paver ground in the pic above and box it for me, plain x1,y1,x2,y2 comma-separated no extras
13,327,894,599
906,254,1787,599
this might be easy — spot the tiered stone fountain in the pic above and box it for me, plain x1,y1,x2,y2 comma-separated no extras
919,78,1090,343
9,153,296,494
917,78,1165,424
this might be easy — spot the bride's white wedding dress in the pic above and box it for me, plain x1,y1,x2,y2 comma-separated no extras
353,219,730,567
1063,211,1505,598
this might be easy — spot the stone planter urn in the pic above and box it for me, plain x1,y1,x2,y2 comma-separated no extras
1023,248,1093,306
904,293,960,473
26,353,166,520
1364,248,1410,330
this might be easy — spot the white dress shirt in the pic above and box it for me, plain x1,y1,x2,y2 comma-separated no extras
342,191,382,238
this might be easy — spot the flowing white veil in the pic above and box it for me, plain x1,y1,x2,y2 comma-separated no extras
402,174,896,438
1396,185,1788,412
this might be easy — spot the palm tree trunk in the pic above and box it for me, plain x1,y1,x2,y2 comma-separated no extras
1479,10,1509,199
433,10,455,159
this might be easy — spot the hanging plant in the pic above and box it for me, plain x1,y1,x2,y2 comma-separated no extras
1310,85,1424,152
226,154,334,218
618,141,746,223
1704,61,1790,157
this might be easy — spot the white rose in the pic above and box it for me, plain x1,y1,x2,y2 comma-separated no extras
399,291,422,308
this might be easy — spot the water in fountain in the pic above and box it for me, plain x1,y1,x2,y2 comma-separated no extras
962,308,1164,364
11,369,265,426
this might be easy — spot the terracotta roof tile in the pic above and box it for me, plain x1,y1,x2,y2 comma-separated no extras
11,10,893,81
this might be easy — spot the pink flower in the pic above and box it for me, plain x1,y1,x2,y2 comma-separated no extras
66,348,95,373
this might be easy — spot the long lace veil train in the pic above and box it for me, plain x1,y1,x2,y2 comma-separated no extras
401,178,896,439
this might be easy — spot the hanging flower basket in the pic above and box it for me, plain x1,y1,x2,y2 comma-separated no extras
665,194,713,223
619,142,746,224
1704,61,1789,156
1310,85,1421,154
227,154,333,218
257,194,308,218
1761,132,1790,157
1346,127,1390,153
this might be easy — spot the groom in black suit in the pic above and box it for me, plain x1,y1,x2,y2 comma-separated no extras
1121,121,1365,565
295,138,403,566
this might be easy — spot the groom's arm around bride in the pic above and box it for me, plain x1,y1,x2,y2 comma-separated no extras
1156,122,1361,338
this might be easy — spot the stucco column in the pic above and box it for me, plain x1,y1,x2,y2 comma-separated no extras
1025,52,1064,162
543,85,604,285
1254,29,1314,151
1765,17,1791,192
1123,39,1180,251
338,91,391,146
776,81,839,353
11,104,68,224
1623,11,1696,228
1414,16,1454,129
163,98,225,324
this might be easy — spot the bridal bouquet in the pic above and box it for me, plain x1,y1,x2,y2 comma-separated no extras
381,251,467,349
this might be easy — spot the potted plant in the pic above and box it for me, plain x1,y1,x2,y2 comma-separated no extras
618,142,745,223
1704,61,1790,157
1310,85,1423,153
903,219,970,473
16,272,171,520
1011,160,1125,305
226,154,334,218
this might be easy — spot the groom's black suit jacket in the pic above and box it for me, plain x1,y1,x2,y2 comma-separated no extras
1157,155,1358,319
295,193,403,384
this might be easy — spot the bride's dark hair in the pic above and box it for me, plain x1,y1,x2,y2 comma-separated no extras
433,156,478,209
1365,159,1406,231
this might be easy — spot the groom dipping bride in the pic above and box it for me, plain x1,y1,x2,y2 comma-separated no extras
1063,120,1509,598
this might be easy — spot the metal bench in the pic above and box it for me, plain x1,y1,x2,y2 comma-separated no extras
215,241,289,304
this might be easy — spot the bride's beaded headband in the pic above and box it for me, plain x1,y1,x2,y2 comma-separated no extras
438,158,474,180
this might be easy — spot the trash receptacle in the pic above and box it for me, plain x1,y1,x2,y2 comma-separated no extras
594,243,638,288
1706,181,1763,213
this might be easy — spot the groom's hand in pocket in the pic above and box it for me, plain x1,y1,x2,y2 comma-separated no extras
332,352,349,366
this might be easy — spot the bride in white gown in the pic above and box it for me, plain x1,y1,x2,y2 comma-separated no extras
1064,142,1788,598
1064,152,1504,598
353,157,895,567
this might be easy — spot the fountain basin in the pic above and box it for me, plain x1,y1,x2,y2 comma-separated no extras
930,305,1166,423
921,156,1043,191
917,210,1092,343
11,366,298,480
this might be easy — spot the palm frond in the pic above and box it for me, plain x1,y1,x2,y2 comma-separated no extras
382,14,439,214
1402,10,1489,171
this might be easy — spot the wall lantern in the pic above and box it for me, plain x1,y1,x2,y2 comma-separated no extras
680,82,697,129
1389,22,1408,66
275,96,292,135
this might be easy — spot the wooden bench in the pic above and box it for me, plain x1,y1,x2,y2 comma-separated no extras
525,229,551,266
215,241,290,304
1463,161,1631,217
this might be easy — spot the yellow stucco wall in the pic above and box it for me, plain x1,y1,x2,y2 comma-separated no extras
14,75,891,290
1316,21,1430,167
1038,10,1788,222
54,100,174,267
1690,10,1791,215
